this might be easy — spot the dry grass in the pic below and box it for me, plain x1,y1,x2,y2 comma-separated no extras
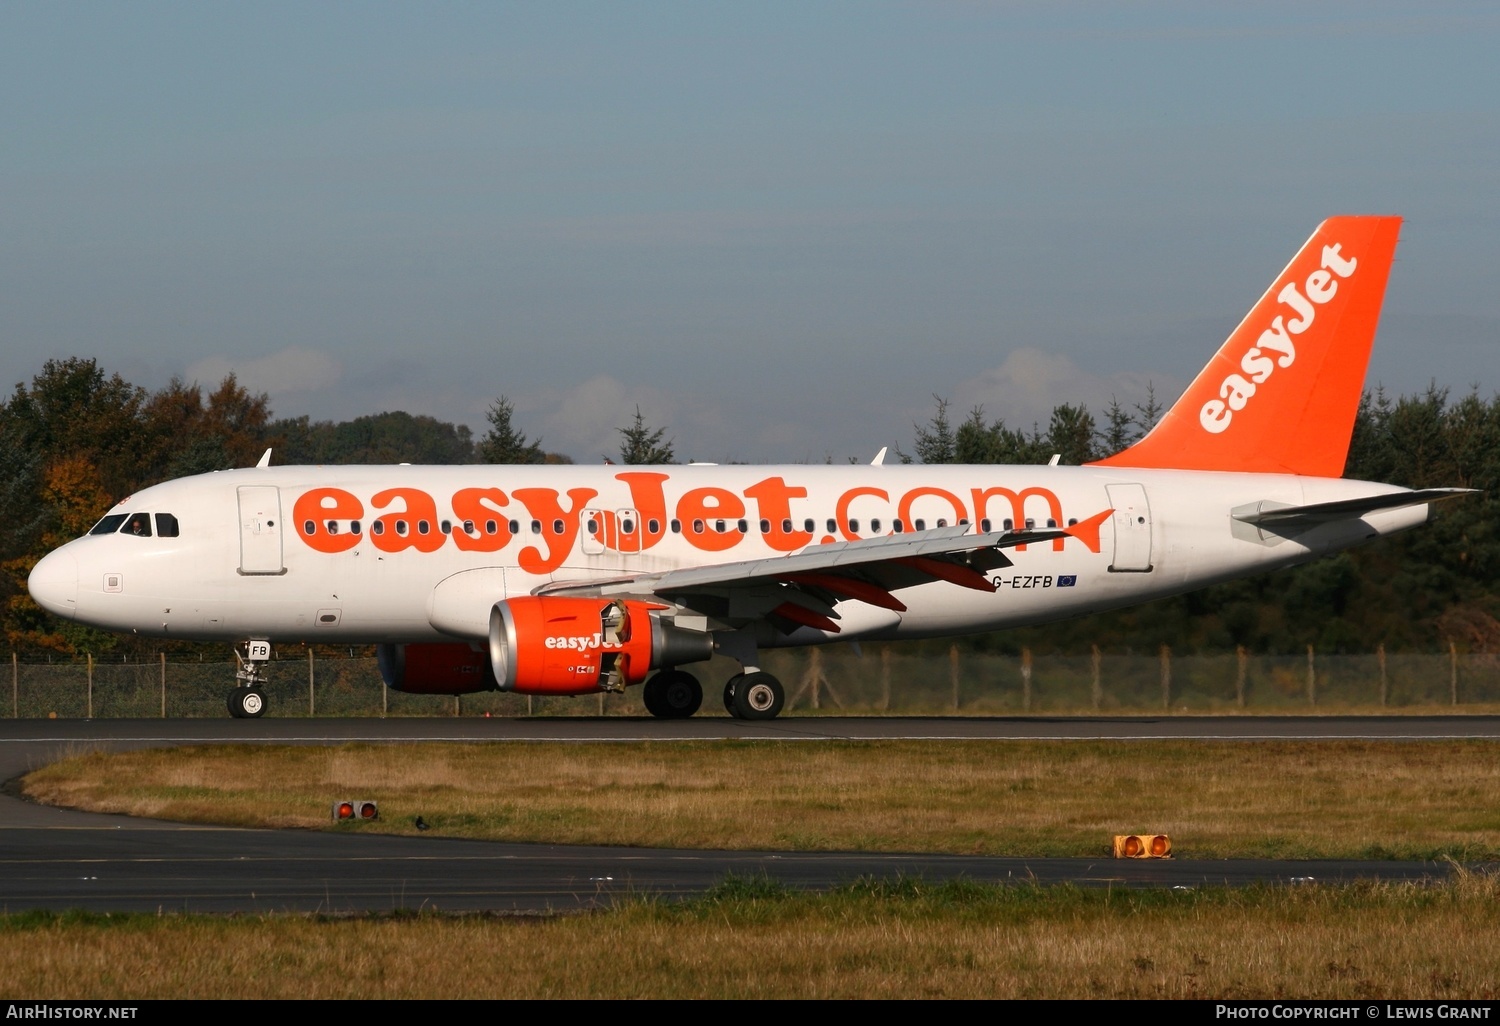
22,739,1500,859
4,875,1500,998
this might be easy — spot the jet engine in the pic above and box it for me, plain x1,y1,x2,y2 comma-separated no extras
489,596,712,695
376,642,498,694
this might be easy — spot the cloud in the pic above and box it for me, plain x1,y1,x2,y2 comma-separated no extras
184,347,344,395
941,348,1183,432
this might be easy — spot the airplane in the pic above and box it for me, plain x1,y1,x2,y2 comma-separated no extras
26,215,1470,719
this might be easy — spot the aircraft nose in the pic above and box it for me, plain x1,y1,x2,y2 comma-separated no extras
28,548,78,620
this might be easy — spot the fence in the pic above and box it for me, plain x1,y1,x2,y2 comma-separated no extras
7,643,1500,718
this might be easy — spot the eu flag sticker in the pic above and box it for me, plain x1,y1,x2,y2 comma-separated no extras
1058,575,1077,587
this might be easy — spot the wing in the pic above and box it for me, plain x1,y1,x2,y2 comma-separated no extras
535,510,1111,636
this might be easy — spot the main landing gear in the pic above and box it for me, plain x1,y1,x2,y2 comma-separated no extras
639,667,786,720
228,640,270,719
722,671,785,720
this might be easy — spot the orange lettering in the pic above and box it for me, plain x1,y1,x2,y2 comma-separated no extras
370,488,445,553
897,487,968,532
971,486,1063,551
676,486,746,552
450,487,513,552
617,472,671,551
744,476,812,552
293,488,363,554
834,487,888,541
514,487,598,573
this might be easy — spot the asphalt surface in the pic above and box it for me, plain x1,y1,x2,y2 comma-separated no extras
2,715,1494,914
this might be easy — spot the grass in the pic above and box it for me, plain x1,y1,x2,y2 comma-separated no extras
22,739,1500,859
4,875,1500,998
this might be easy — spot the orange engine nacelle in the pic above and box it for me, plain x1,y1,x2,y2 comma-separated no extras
489,597,711,696
377,642,498,695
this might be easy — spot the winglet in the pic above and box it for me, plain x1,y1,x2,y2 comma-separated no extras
1089,216,1402,477
255,448,273,469
871,446,888,466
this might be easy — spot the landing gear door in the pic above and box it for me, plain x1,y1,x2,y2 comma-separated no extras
1105,483,1153,573
237,486,285,575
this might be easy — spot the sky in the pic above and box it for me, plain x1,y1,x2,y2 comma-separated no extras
2,2,1497,464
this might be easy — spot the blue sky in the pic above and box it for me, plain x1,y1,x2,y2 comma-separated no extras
3,2,1496,462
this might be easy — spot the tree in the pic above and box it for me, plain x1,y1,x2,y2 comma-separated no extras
618,407,675,465
1044,403,1098,465
913,396,956,464
478,396,545,464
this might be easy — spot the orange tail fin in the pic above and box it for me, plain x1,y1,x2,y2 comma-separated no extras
1089,216,1402,477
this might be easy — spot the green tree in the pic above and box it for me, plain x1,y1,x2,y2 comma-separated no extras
478,396,545,464
618,407,675,465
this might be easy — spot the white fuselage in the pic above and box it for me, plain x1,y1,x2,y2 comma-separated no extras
27,463,1426,647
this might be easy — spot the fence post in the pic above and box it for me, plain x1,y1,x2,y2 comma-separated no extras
87,653,93,719
1090,644,1101,711
160,652,166,718
1159,645,1170,710
1236,645,1247,708
949,644,960,711
308,649,315,717
1020,647,1033,712
1306,644,1316,707
1450,640,1459,706
1378,643,1388,707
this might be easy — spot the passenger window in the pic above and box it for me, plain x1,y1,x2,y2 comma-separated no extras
621,518,635,534
647,519,660,534
154,513,180,538
914,519,926,531
760,519,771,534
485,520,498,535
670,519,681,533
553,519,565,534
848,519,859,533
692,519,704,534
936,518,947,528
981,519,992,532
736,519,748,533
1068,518,1077,526
1025,518,1035,529
803,519,815,533
508,520,520,534
826,519,836,533
586,517,599,534
1046,518,1057,528
373,521,386,536
396,520,409,536
530,520,542,535
326,520,340,535
303,519,317,536
781,519,792,533
715,520,726,533
90,514,129,536
870,518,881,533
121,513,152,537
1003,518,1014,530
351,521,362,534
893,519,904,533
417,521,430,535
440,520,452,534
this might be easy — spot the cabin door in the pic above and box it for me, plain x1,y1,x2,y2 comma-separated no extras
237,486,285,575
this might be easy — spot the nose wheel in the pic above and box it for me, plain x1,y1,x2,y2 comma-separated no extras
228,688,267,718
229,640,271,719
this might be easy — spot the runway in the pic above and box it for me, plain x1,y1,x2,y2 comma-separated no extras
2,715,1494,914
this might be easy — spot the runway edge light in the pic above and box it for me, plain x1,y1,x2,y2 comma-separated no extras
1113,834,1171,858
332,800,379,821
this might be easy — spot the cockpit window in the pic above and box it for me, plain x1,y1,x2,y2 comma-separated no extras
155,513,180,538
89,514,129,536
121,513,152,537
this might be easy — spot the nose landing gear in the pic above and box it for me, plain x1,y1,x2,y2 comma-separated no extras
228,640,270,719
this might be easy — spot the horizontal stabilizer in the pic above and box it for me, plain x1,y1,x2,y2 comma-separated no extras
1231,488,1475,527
